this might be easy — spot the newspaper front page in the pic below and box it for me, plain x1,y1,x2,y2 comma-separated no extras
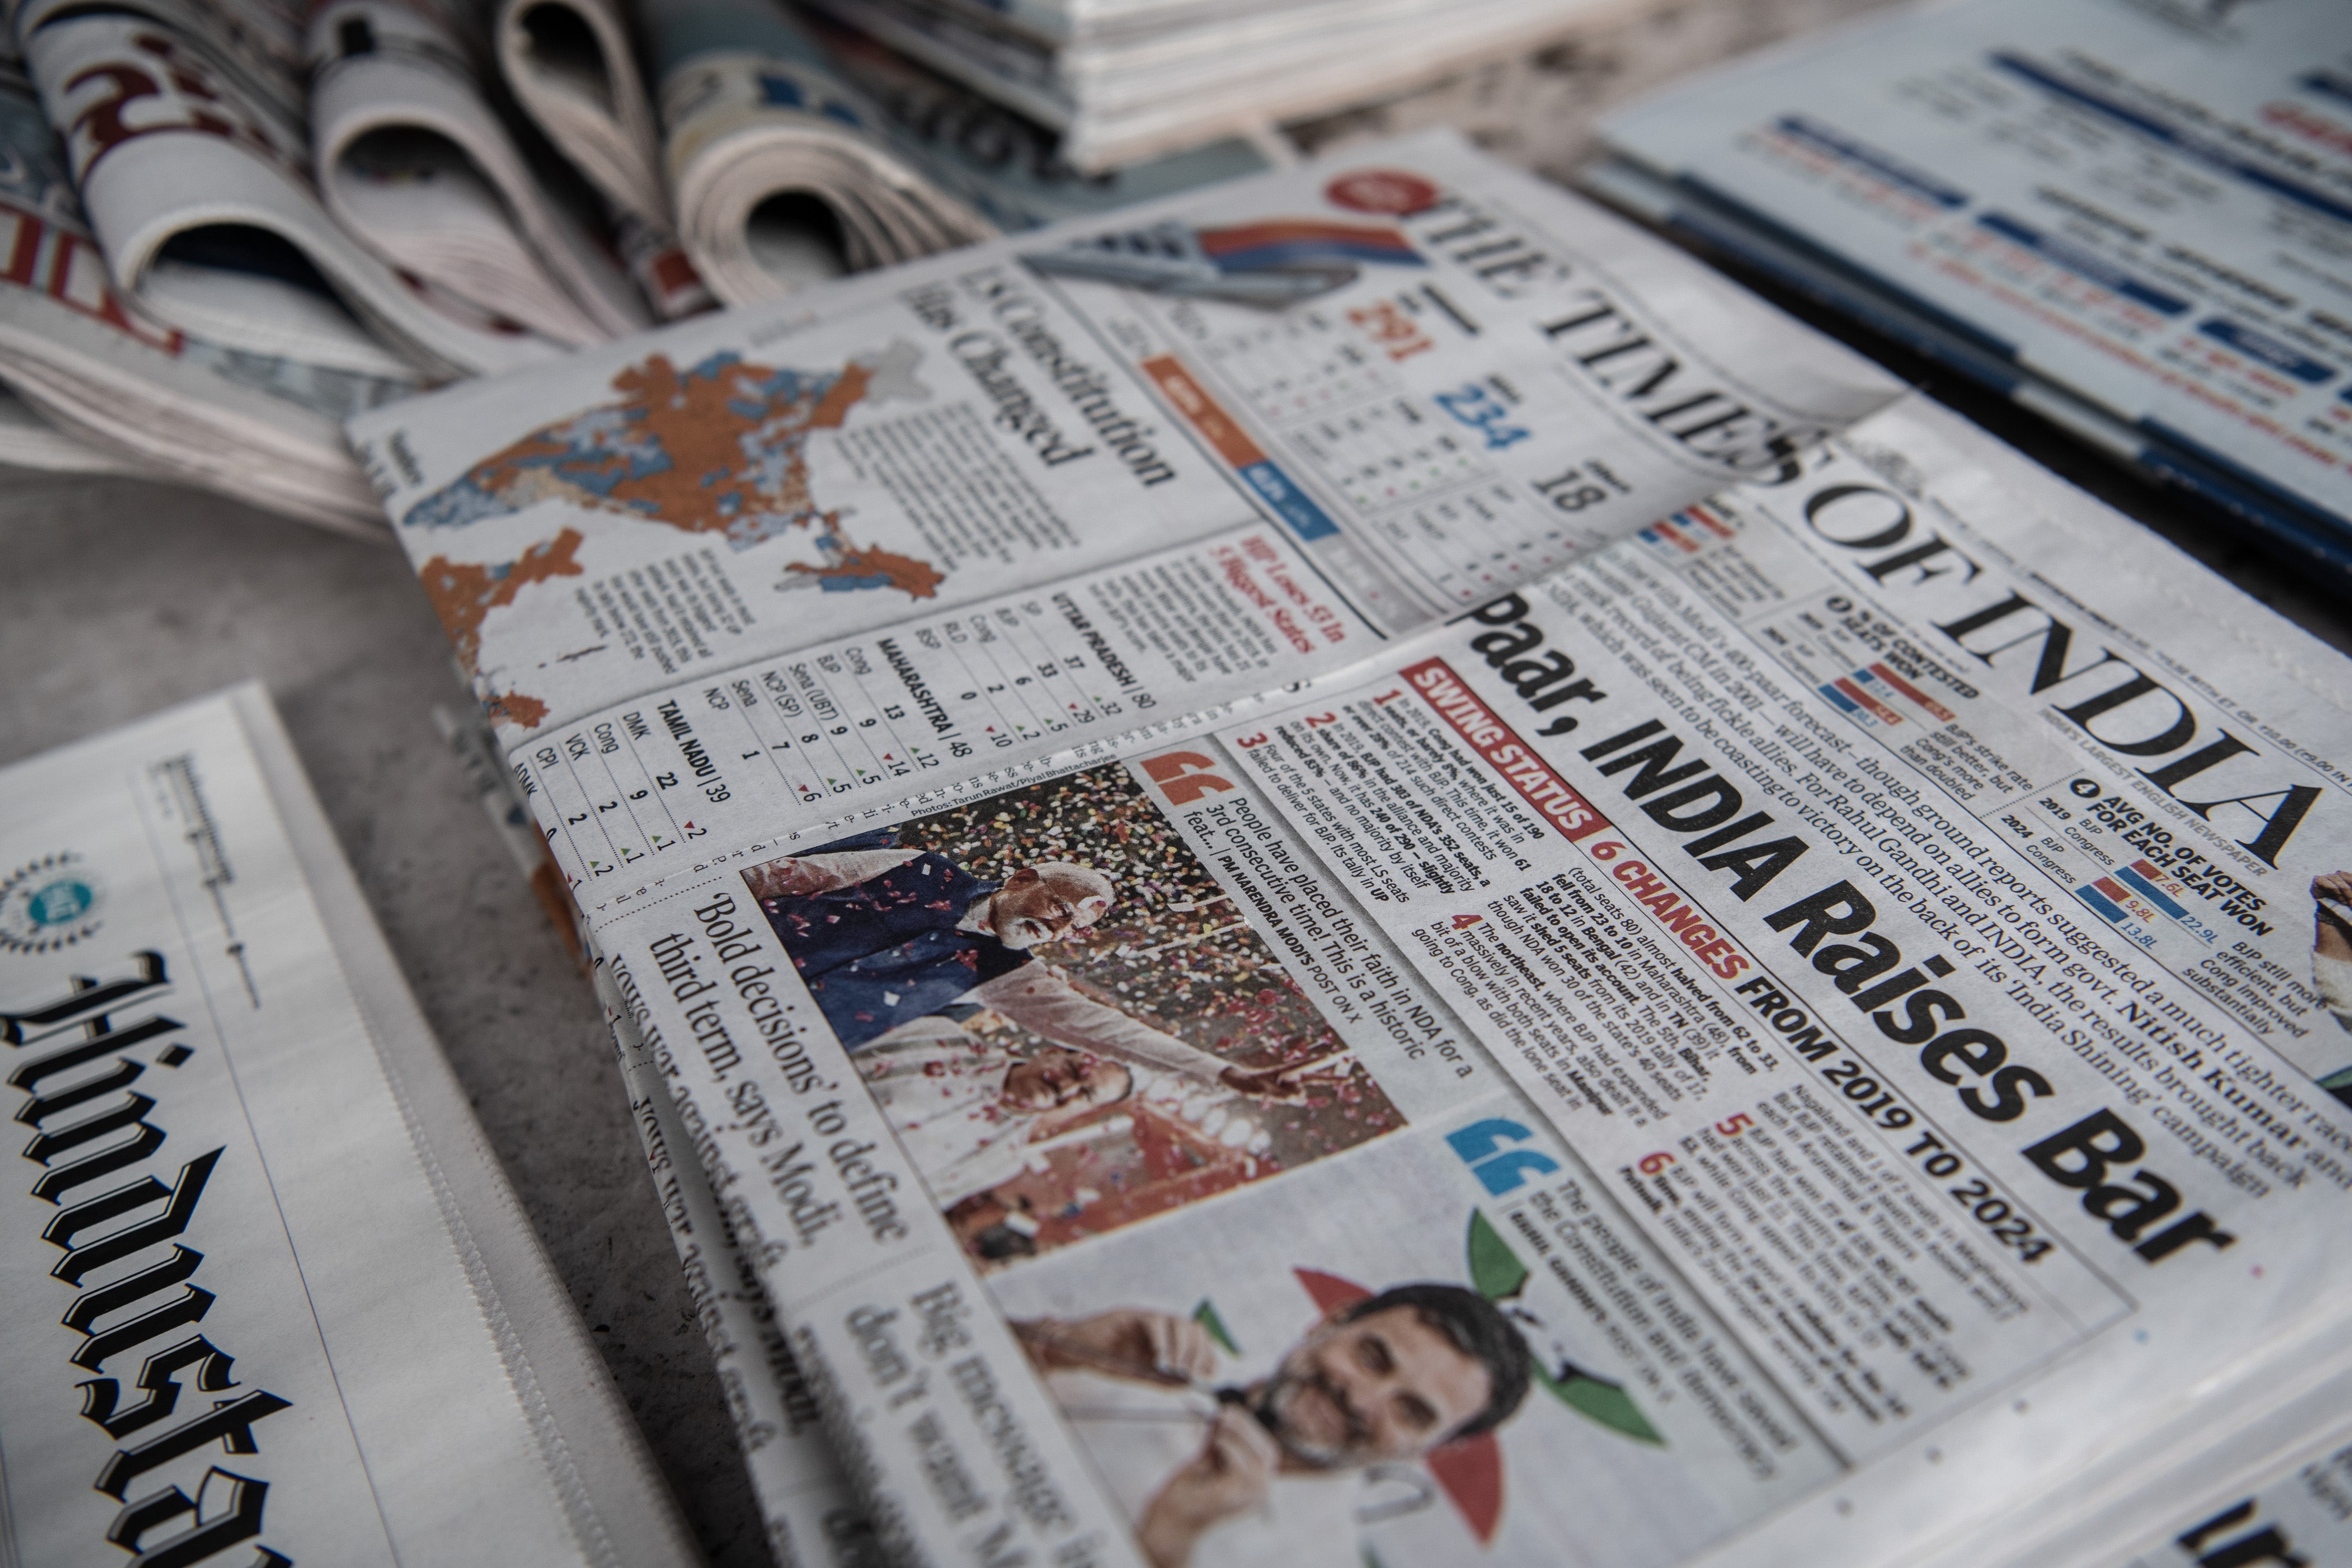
356,129,2352,1568
1598,0,2352,554
347,127,1910,1564
0,685,699,1566
348,127,1896,748
532,390,2352,1568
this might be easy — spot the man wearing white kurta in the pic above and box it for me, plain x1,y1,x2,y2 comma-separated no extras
857,1021,1132,1206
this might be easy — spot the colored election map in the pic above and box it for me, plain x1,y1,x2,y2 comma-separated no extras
405,338,951,730
403,338,931,563
417,529,585,730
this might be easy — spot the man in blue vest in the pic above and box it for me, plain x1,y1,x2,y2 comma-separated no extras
745,830,1338,1101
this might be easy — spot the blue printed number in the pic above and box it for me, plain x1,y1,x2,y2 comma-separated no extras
1434,383,1529,451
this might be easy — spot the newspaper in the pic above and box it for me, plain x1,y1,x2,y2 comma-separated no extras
306,0,652,346
0,682,701,1566
570,390,2352,1568
344,125,1897,1559
645,0,1277,307
599,952,877,1566
442,696,873,1558
0,384,154,474
0,52,395,531
13,0,572,378
650,0,990,304
352,124,2352,1568
2107,1410,2352,1568
490,0,717,319
804,12,1271,238
808,0,1659,171
2116,1443,2352,1568
1593,0,2352,565
1874,1327,2352,1568
495,0,669,227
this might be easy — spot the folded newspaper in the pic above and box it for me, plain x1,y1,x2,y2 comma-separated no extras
808,0,1656,172
348,126,2352,1568
12,0,575,380
0,683,701,1566
643,0,1274,307
0,384,154,476
305,0,653,347
490,0,717,319
1,0,1270,524
1589,0,2352,570
0,52,397,533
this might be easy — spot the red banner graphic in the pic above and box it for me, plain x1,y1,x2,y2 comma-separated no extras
1401,657,1611,842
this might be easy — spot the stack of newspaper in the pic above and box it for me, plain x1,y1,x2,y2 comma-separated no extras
809,0,1659,170
0,0,1267,527
1586,0,2352,571
343,127,2352,1568
0,684,702,1566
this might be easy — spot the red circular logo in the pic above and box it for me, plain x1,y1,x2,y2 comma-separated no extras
1325,169,1440,216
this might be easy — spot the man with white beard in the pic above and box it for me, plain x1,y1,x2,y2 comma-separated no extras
745,828,1339,1101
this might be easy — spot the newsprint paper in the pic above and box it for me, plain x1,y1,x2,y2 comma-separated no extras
351,130,2352,1568
0,686,700,1567
1595,0,2352,562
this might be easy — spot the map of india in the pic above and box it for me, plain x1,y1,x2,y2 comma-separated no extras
403,337,943,596
418,529,586,730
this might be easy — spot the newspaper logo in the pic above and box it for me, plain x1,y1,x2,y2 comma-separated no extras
0,851,104,954
1324,168,1440,217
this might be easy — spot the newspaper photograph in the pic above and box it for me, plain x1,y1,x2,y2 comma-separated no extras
526,388,2352,1568
1599,0,2352,547
760,767,1397,1261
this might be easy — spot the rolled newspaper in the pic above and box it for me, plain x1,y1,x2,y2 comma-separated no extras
647,0,993,306
0,54,389,531
14,0,569,377
306,0,652,346
489,0,714,318
492,0,664,223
